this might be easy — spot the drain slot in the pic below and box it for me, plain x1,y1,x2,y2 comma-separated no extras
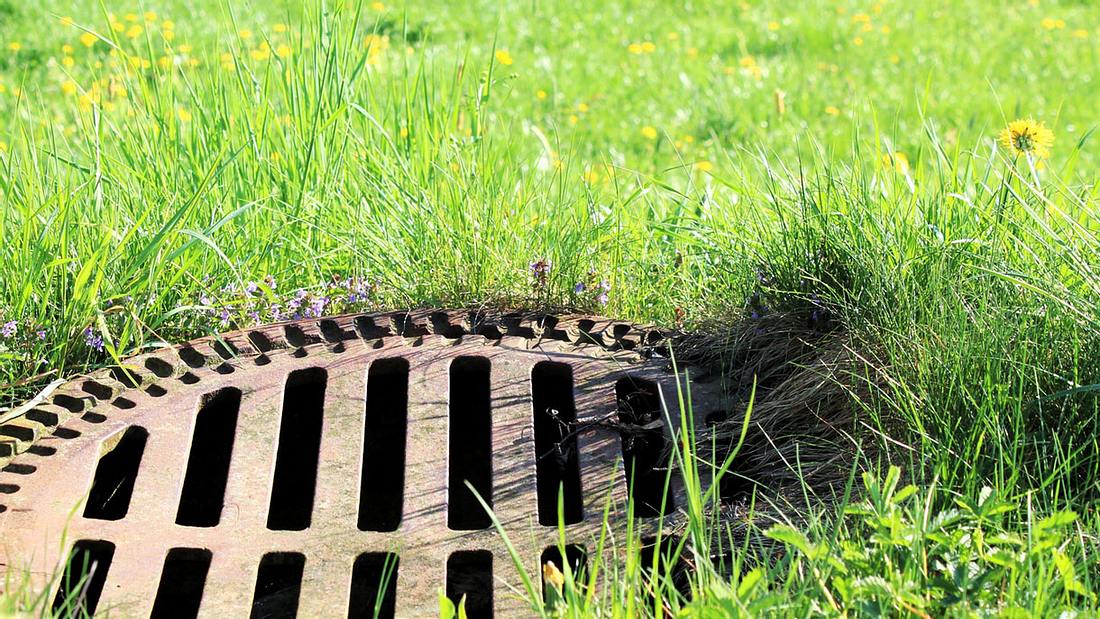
348,552,399,619
268,368,326,531
83,426,148,521
250,552,305,619
359,359,408,532
150,547,212,618
177,388,241,527
446,550,492,619
448,357,492,530
532,362,582,526
615,378,674,518
51,540,115,617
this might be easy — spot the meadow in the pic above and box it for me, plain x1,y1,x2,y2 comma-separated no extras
1,0,1099,615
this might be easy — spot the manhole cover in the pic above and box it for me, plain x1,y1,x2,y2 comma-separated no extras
0,310,724,617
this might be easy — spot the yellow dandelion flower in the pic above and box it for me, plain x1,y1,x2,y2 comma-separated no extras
667,32,680,41
640,41,656,53
62,56,74,67
686,47,698,58
881,152,910,175
239,28,253,40
60,16,74,26
144,11,157,22
739,55,756,67
275,44,292,58
628,42,643,54
1040,17,1065,30
62,44,74,54
7,42,21,52
61,80,78,95
124,12,139,22
825,105,840,116
399,126,408,138
163,30,175,41
853,36,864,46
852,13,870,23
536,89,547,100
767,21,780,31
1072,29,1088,39
543,561,565,593
162,20,175,30
0,141,6,152
999,118,1054,159
889,54,900,64
371,1,386,10
583,167,601,184
177,107,192,122
694,160,713,172
880,25,891,34
112,21,125,32
495,49,513,65
274,23,288,33
125,24,143,39
568,114,578,125
641,126,658,139
250,47,270,61
861,22,873,32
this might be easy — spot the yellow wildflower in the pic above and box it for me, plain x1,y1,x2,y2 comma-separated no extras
124,13,139,22
853,36,864,46
162,20,175,30
825,105,840,116
999,118,1054,159
62,56,74,67
61,80,78,95
543,561,565,593
60,16,74,26
1072,29,1088,39
125,24,143,39
641,126,658,140
112,22,125,32
179,44,192,54
275,43,292,58
177,107,192,122
628,42,643,54
767,21,780,31
667,32,680,41
371,1,386,9
694,160,713,172
495,49,513,65
239,28,253,40
62,44,74,54
640,41,656,53
274,23,288,33
144,11,157,22
7,42,21,52
881,152,910,175
536,89,547,100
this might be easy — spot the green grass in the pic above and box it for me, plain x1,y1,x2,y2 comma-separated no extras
1,0,1098,615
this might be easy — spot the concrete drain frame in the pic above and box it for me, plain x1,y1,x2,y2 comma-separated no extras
0,310,725,617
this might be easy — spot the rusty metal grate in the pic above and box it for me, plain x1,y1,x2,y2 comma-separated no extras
0,310,724,617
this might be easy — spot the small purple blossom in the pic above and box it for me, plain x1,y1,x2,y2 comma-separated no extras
218,309,231,327
270,304,284,321
295,288,308,299
245,281,259,296
37,329,46,340
248,311,261,325
84,327,105,352
597,292,609,305
599,279,611,291
574,282,586,294
1,320,16,338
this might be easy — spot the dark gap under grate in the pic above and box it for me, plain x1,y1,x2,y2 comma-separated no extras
177,388,241,527
83,426,148,521
250,552,305,619
358,358,408,532
150,547,212,619
532,361,583,526
52,539,115,617
348,552,399,619
448,357,492,531
268,367,326,531
446,550,492,619
615,378,674,518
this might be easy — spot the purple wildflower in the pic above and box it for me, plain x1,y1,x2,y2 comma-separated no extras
248,311,261,325
270,304,284,321
83,327,105,352
574,282,586,293
597,292,609,305
264,274,277,290
599,279,611,291
295,288,308,299
36,329,46,340
218,309,231,327
245,281,259,296
1,320,16,338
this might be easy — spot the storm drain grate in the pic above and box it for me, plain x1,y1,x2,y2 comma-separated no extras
0,310,725,617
